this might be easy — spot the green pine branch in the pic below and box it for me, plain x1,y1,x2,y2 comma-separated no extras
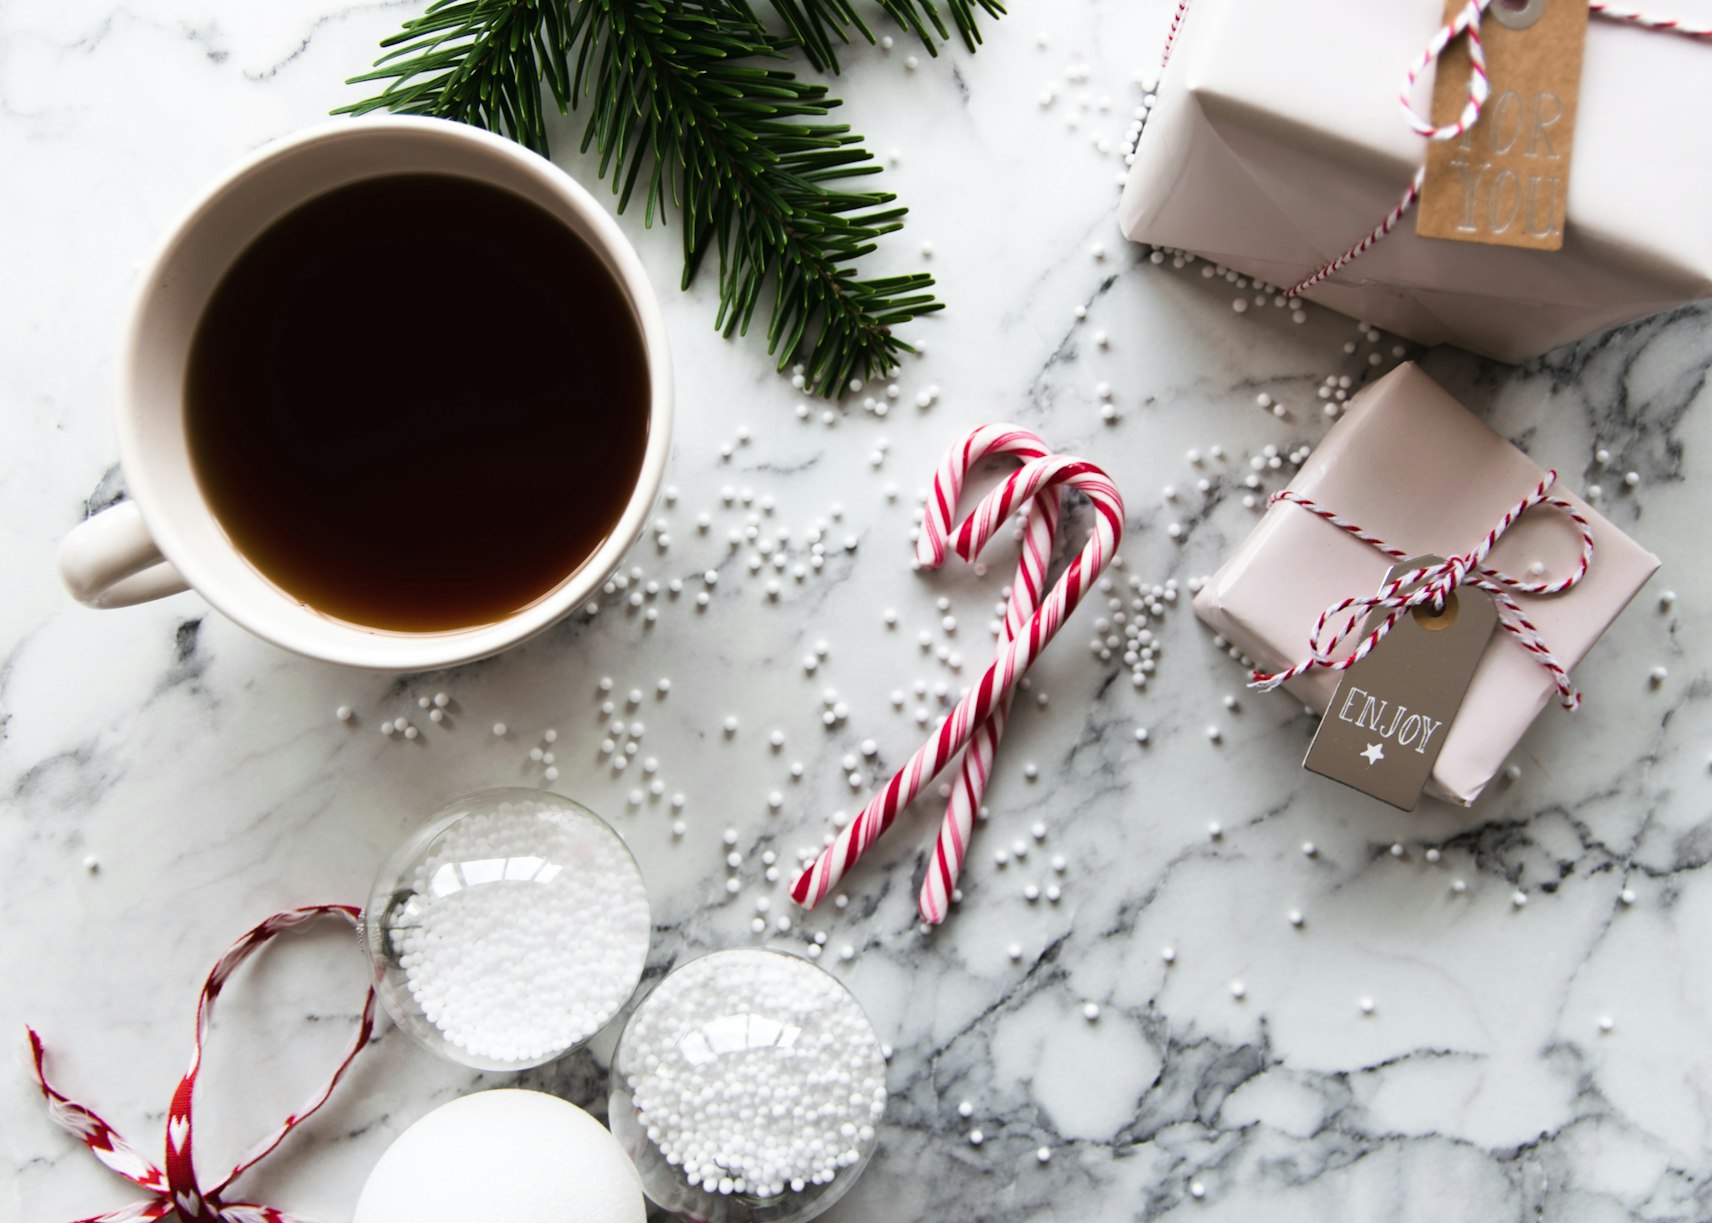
763,0,1006,74
339,0,1005,397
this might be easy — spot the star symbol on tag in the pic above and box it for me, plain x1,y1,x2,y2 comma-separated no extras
1361,743,1385,766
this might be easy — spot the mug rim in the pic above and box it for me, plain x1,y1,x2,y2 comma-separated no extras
116,115,673,670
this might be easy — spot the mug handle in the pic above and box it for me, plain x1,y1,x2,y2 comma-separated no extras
59,501,191,608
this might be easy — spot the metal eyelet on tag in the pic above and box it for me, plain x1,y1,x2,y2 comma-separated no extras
1492,0,1547,32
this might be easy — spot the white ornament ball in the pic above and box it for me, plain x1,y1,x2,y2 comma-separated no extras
354,1090,645,1223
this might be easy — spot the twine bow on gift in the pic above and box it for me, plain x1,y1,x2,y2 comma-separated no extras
26,905,376,1223
1248,470,1595,709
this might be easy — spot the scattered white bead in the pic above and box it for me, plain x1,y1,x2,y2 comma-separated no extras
335,705,353,722
1082,1002,1100,1021
1229,980,1246,1000
1359,997,1375,1015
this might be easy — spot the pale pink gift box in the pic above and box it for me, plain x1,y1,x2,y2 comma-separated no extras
1118,0,1712,362
1193,363,1659,805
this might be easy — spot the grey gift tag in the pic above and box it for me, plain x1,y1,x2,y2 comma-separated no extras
1303,556,1498,811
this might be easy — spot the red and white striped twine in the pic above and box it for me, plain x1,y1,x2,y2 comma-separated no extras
1149,0,1709,300
1249,471,1596,710
1161,0,1191,70
1588,1,1712,34
793,442,1124,914
27,905,376,1223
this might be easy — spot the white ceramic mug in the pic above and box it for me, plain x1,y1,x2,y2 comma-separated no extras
58,116,672,670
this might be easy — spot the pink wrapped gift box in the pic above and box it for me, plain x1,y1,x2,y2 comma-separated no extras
1119,0,1712,362
1193,363,1659,805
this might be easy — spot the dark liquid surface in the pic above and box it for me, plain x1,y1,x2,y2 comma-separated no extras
186,173,650,633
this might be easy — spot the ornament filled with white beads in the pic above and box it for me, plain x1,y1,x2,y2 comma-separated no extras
608,948,888,1223
364,788,652,1070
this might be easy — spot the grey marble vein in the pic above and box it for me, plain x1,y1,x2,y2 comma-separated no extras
3,2,1712,1221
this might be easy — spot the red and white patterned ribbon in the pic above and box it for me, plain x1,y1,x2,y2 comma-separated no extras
1249,471,1595,709
915,425,1059,924
793,448,1124,912
27,905,377,1223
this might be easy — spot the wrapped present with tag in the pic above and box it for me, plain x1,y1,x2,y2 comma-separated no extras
1194,363,1659,807
1119,0,1712,362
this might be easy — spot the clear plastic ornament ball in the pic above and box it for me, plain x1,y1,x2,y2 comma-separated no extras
364,788,651,1072
609,948,887,1223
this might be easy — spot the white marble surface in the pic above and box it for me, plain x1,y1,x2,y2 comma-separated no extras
4,2,1710,1220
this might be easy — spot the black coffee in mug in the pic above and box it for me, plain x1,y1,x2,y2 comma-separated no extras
185,173,650,633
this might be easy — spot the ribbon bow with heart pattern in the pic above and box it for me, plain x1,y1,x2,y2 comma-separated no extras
27,905,376,1223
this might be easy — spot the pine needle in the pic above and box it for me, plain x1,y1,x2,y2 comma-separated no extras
339,0,1003,397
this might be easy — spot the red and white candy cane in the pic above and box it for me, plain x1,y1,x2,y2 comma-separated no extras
27,905,376,1223
916,425,1060,924
793,453,1124,912
1249,470,1595,709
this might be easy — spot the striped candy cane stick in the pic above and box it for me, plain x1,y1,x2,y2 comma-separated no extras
916,425,1059,924
793,455,1124,911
